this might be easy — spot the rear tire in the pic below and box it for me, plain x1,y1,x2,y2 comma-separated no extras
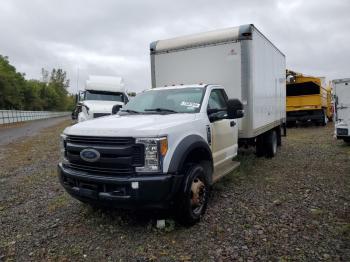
265,130,277,158
277,126,282,147
176,164,210,226
256,135,265,157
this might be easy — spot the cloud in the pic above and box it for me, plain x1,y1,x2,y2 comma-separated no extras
0,0,349,93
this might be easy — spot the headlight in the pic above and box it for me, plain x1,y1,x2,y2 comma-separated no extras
59,134,68,164
135,137,168,173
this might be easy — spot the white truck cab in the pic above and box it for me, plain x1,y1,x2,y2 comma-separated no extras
59,84,243,225
75,76,129,122
333,78,350,143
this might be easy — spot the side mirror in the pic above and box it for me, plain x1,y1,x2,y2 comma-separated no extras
227,99,244,119
71,111,77,120
112,105,122,114
207,108,227,122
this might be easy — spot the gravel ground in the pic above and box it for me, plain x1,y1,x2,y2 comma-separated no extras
0,116,70,146
0,121,349,261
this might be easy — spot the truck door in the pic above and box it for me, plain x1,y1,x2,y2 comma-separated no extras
336,82,350,123
208,89,238,169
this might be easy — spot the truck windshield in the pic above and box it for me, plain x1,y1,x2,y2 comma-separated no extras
122,88,204,114
85,90,125,102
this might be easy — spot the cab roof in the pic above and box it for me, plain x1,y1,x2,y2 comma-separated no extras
150,24,252,54
151,84,222,91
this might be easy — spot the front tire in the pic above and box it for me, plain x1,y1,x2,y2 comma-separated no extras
177,164,209,226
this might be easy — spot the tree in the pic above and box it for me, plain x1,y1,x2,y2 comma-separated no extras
0,55,26,109
47,68,70,110
0,54,75,111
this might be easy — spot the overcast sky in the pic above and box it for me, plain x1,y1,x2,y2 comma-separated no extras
0,0,349,93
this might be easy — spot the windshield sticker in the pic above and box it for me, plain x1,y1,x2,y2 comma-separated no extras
180,101,200,108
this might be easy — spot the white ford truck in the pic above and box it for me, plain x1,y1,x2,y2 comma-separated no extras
74,75,129,122
332,78,350,143
58,24,286,225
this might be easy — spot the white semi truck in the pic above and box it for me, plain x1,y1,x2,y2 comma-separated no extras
74,76,129,122
58,24,286,225
332,78,350,143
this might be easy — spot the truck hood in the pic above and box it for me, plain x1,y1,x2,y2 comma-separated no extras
64,113,197,137
82,100,124,113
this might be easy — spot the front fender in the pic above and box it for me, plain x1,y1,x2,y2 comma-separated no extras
168,135,213,177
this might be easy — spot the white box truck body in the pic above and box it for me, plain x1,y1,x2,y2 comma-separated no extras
150,24,286,140
333,78,350,143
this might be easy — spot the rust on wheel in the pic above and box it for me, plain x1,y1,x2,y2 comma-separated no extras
190,177,206,214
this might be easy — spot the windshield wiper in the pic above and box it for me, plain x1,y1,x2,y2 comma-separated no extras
120,109,140,114
144,108,178,113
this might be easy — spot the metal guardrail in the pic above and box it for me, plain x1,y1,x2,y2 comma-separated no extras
0,110,70,125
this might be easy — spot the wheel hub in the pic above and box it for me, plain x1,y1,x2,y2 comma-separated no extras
191,178,205,208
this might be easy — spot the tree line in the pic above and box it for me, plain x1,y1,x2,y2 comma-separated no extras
0,55,75,111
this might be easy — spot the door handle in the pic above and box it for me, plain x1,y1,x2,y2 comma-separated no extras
230,121,236,127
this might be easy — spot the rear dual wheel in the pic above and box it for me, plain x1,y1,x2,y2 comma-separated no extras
265,130,278,157
256,130,278,158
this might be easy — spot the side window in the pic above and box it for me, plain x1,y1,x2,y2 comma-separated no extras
208,89,227,110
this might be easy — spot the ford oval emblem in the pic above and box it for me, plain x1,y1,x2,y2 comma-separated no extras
80,148,100,162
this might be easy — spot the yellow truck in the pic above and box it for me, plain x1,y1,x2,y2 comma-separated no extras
286,70,332,126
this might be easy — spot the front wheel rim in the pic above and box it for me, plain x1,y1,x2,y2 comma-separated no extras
190,176,206,215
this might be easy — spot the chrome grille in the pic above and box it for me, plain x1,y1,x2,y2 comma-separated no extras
65,135,144,175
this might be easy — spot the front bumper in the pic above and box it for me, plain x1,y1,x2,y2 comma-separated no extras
58,163,183,209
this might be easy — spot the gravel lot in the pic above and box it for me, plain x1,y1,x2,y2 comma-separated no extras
0,121,349,261
0,116,70,146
